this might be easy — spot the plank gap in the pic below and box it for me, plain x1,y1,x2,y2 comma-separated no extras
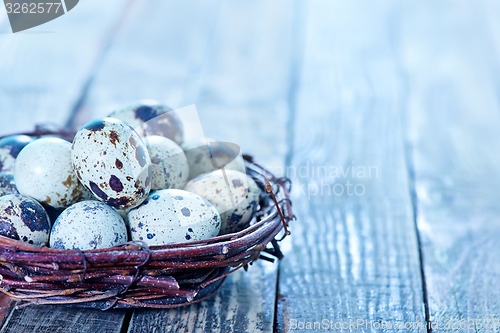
120,309,134,333
274,1,307,331
404,135,432,333
272,263,281,333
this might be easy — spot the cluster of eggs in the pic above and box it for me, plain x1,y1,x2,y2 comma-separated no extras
0,101,261,251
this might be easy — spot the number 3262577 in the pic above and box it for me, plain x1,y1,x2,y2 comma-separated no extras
5,2,62,14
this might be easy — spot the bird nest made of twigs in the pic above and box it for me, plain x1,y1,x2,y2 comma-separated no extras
0,128,293,309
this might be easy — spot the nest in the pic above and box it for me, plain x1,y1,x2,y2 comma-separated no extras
0,128,293,309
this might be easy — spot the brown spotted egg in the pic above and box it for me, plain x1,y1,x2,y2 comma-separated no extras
108,100,184,145
143,135,189,190
72,118,152,210
14,138,87,209
128,189,221,245
49,200,128,250
0,194,50,245
185,170,260,234
182,139,246,180
0,135,34,174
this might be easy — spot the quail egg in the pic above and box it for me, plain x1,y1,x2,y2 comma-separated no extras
128,189,221,245
72,118,152,210
14,138,87,209
0,135,34,174
0,172,19,196
185,170,260,234
108,100,184,145
143,135,189,190
182,139,246,180
0,194,50,245
49,200,128,250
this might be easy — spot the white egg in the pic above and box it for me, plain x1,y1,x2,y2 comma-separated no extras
0,194,50,245
184,170,260,234
108,100,184,145
128,189,221,245
182,139,246,180
14,138,87,209
49,200,128,250
72,118,152,210
143,135,189,190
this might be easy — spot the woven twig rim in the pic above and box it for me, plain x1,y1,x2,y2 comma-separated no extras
0,128,293,309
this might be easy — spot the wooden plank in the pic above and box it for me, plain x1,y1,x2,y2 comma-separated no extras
0,0,131,331
186,0,294,173
0,0,130,133
275,1,427,331
68,0,220,128
402,1,500,330
0,306,127,333
128,261,278,333
74,1,294,332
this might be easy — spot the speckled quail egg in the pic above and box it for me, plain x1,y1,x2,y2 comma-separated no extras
0,172,19,196
143,135,189,190
128,189,220,245
14,138,87,209
0,194,50,245
0,135,34,174
49,200,128,250
72,118,152,210
185,170,260,234
182,139,246,180
108,100,184,145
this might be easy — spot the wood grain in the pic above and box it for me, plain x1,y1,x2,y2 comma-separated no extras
127,261,278,333
74,1,294,332
0,306,127,333
400,1,500,331
275,1,427,331
0,0,132,330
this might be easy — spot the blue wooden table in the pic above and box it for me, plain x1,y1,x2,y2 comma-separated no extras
0,1,499,332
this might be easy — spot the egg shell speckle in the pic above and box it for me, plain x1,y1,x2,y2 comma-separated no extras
184,170,260,234
15,138,87,209
182,139,246,180
144,135,189,190
108,100,184,145
128,189,221,245
49,200,128,250
0,172,19,196
0,194,50,245
0,135,34,174
72,118,152,210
